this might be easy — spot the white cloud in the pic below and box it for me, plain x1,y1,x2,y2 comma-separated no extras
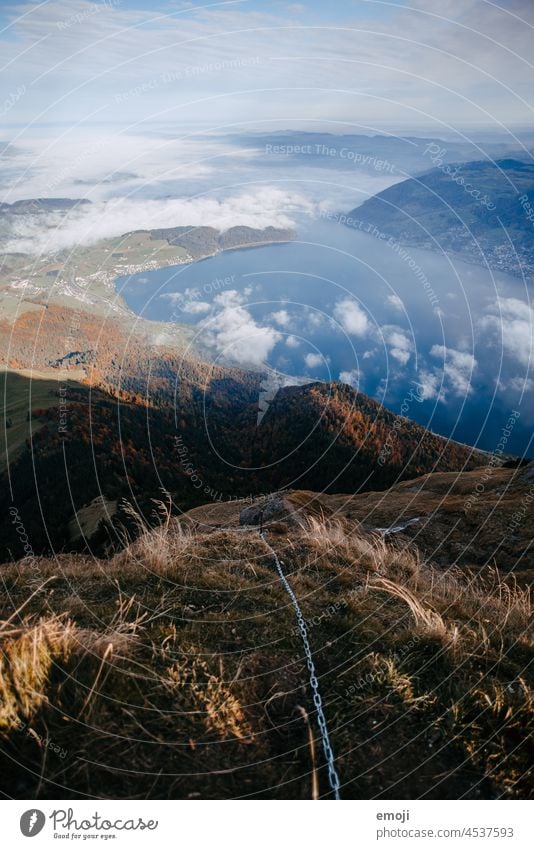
181,300,211,315
416,344,477,402
333,298,369,337
3,187,311,254
304,352,324,369
416,369,442,401
286,335,300,348
505,376,534,392
386,294,404,312
430,344,477,396
479,297,533,369
306,310,325,329
1,0,531,127
161,288,211,315
271,309,291,327
339,368,362,390
390,348,411,366
199,289,281,367
381,325,413,366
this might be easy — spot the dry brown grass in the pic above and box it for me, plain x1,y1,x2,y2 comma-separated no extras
0,512,532,799
164,649,253,742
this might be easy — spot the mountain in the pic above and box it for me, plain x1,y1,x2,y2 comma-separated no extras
1,482,531,799
0,197,530,803
231,131,529,178
346,158,534,278
251,381,484,492
0,197,90,215
0,331,486,559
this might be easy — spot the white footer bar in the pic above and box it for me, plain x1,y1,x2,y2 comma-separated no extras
3,799,531,848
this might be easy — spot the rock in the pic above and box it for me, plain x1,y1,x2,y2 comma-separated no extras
239,492,292,526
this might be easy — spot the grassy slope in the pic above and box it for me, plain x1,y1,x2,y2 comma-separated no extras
283,465,534,577
0,369,86,471
0,506,531,800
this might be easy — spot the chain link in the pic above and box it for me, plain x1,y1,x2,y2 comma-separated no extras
260,531,341,799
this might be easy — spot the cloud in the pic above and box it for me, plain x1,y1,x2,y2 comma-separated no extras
3,187,312,254
386,294,404,312
479,297,533,369
161,288,211,314
199,289,281,367
390,348,411,366
339,368,362,390
271,309,291,327
304,352,324,369
1,0,531,127
381,325,413,366
416,344,477,402
286,335,300,348
416,369,442,401
430,344,477,396
305,310,327,330
505,376,534,393
181,300,211,315
333,298,369,337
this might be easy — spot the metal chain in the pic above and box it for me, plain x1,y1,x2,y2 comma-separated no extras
259,531,341,799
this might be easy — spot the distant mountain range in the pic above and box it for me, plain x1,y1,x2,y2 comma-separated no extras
232,131,531,178
346,158,534,278
0,197,90,215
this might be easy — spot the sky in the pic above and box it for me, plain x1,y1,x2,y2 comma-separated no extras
1,0,534,132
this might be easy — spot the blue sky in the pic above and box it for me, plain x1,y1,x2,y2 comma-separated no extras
1,0,533,131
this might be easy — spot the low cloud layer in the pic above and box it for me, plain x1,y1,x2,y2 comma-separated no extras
3,187,313,255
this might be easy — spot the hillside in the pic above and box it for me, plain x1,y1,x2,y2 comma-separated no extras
0,364,487,559
147,224,295,258
283,464,534,578
251,382,485,492
346,159,534,278
0,494,531,799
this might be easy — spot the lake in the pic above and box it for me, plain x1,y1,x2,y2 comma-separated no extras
118,216,533,457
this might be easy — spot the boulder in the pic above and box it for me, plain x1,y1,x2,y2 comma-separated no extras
239,492,292,526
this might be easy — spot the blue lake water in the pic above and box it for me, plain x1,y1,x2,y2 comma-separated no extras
118,217,533,456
